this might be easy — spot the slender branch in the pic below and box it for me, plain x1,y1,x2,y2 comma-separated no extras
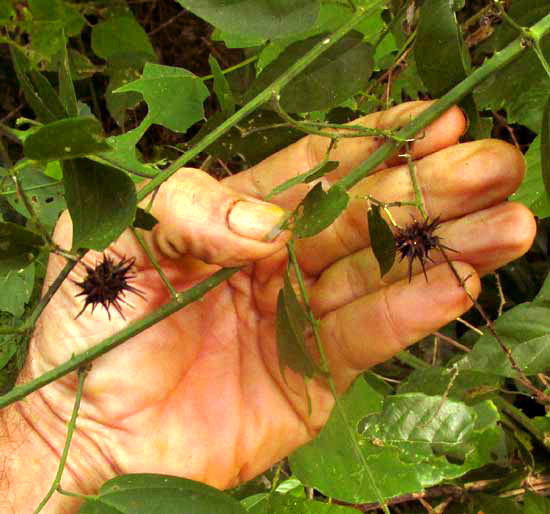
33,365,89,513
136,1,387,201
287,240,390,514
401,142,428,219
0,267,239,408
131,228,178,299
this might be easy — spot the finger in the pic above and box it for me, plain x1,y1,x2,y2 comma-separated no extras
318,262,481,391
222,101,466,206
310,202,536,316
297,139,525,275
140,168,291,267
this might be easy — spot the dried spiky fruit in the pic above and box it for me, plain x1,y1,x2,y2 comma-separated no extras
73,254,145,320
394,217,456,282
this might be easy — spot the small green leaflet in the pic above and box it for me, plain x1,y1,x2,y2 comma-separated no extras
243,492,360,513
292,183,349,238
24,118,111,161
63,159,137,251
175,0,320,40
275,268,319,381
209,55,235,116
367,204,395,278
78,474,247,514
115,63,209,134
0,264,35,317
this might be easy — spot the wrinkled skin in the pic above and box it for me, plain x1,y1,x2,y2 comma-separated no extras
16,102,536,499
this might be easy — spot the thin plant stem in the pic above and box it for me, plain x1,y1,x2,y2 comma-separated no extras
395,350,431,370
433,331,471,353
33,366,89,514
287,240,390,514
0,267,240,409
532,39,550,80
131,227,178,299
401,142,428,219
136,1,387,201
439,248,550,405
200,55,258,81
493,396,550,449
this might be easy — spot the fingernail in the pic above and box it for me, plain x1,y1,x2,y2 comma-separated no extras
228,200,287,241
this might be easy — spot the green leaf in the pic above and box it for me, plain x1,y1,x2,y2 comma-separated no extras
0,264,35,317
0,222,43,271
175,0,320,40
457,280,550,376
0,0,14,23
368,205,395,278
24,118,111,161
29,0,84,37
196,110,302,167
58,42,78,117
9,47,61,123
266,161,339,200
542,97,550,196
470,493,522,514
275,268,318,381
415,0,469,97
91,15,156,63
524,491,550,513
397,367,503,404
116,63,209,134
474,0,550,132
105,66,144,127
133,208,158,231
209,55,235,116
78,474,247,514
247,32,373,113
292,183,349,238
244,492,359,513
509,136,550,218
5,163,65,232
63,159,136,251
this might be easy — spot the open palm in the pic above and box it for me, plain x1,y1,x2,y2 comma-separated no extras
23,101,535,495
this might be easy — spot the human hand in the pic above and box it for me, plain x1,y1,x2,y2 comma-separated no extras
3,101,536,512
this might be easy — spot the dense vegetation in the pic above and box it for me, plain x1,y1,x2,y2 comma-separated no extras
1,0,550,512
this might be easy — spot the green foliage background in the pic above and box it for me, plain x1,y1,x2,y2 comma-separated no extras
1,0,550,512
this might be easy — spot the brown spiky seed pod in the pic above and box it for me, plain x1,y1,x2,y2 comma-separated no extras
73,254,145,320
394,217,455,282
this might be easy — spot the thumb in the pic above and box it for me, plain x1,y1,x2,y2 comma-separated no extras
146,168,290,267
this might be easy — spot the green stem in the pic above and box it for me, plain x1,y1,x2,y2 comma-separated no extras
287,240,390,514
201,55,258,81
395,351,431,369
532,39,550,80
493,396,550,449
131,227,178,299
403,143,428,219
0,267,239,409
136,1,386,202
337,11,550,192
33,366,89,514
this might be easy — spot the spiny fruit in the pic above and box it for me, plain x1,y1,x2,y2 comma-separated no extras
394,217,455,282
73,254,145,320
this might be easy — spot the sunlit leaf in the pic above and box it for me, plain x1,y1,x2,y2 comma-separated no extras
78,474,247,514
368,205,395,278
24,118,111,161
292,183,349,238
115,63,209,133
63,159,136,251
175,0,320,40
247,32,373,113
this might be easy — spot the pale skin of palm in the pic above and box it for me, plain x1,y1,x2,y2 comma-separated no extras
0,101,537,513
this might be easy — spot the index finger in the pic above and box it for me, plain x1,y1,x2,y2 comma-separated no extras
222,101,467,208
